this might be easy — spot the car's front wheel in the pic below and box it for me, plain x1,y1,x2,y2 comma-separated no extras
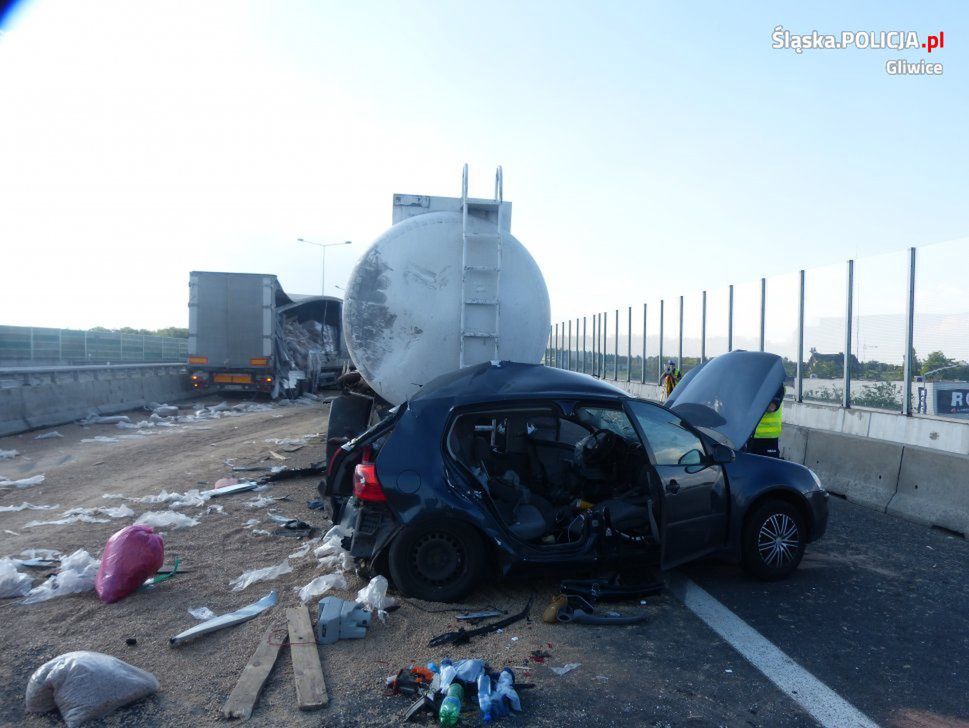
741,500,806,580
387,520,484,602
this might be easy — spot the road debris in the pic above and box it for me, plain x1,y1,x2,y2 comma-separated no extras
295,572,347,603
429,598,532,647
23,549,100,604
170,590,277,646
135,511,199,529
316,596,371,643
287,604,328,709
229,559,293,591
356,575,396,620
95,525,165,603
550,663,581,676
222,623,285,720
0,449,18,460
0,474,46,488
34,431,64,440
202,480,260,497
0,557,33,598
81,436,119,443
0,502,59,512
79,414,131,426
188,606,216,620
25,651,159,727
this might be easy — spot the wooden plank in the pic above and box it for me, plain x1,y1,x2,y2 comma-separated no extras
222,623,286,720
286,605,328,709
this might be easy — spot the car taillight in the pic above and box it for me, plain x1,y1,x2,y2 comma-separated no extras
353,462,386,502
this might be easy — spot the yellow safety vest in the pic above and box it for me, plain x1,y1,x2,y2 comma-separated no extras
754,406,783,439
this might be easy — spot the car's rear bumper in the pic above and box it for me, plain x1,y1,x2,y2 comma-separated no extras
340,497,399,560
806,488,829,542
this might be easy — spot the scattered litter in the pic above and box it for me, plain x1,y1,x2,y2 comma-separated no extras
25,651,159,727
205,504,226,515
208,401,230,413
295,573,347,603
242,518,260,528
202,480,260,497
356,575,396,620
24,514,111,528
264,437,307,447
288,537,321,559
170,590,277,646
34,431,64,440
5,529,18,536
315,596,371,643
103,489,209,508
245,495,275,509
0,502,59,512
229,560,293,591
23,549,100,604
0,449,19,460
429,598,533,648
152,405,179,418
307,499,325,510
315,525,354,571
135,511,199,529
457,609,506,621
550,663,581,676
96,525,165,603
61,505,135,519
0,474,46,488
17,548,62,562
189,606,216,620
251,529,271,536
79,414,131,426
81,436,119,444
0,557,33,598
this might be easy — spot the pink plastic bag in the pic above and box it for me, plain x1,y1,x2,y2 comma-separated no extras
95,525,164,603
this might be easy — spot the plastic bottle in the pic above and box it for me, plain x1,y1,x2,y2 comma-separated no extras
476,673,493,722
495,669,522,713
439,683,464,727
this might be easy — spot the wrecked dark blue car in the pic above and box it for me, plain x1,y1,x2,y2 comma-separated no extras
321,351,828,602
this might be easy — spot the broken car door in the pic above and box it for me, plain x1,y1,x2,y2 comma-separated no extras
625,400,727,569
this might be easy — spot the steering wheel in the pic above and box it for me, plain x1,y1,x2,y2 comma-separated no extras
580,428,621,465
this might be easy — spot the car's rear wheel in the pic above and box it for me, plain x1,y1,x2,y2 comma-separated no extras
741,500,806,580
387,520,484,602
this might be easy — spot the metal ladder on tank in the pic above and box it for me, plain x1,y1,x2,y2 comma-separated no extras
459,164,504,368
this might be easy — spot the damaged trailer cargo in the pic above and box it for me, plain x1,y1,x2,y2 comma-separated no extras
187,271,348,397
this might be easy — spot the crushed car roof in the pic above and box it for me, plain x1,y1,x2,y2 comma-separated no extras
409,361,628,407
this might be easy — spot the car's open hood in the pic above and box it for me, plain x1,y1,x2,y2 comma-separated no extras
665,351,785,449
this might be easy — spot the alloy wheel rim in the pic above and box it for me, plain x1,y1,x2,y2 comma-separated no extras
757,513,799,568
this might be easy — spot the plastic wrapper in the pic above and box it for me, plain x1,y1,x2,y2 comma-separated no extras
135,511,199,529
0,502,59,512
355,575,396,620
0,448,18,460
95,525,165,604
0,557,33,598
228,560,292,591
24,514,110,528
0,474,46,488
188,606,216,620
34,431,64,440
295,573,347,603
23,550,100,604
152,405,179,418
25,651,159,727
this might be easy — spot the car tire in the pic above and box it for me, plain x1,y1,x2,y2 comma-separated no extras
387,520,485,602
741,500,806,580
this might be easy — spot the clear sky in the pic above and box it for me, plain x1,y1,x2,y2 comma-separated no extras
1,1,966,335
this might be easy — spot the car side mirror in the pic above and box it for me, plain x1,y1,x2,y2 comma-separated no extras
712,444,735,465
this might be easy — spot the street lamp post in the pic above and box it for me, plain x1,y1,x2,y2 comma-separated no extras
297,238,352,297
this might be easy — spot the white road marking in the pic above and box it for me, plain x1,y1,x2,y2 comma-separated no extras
668,573,880,728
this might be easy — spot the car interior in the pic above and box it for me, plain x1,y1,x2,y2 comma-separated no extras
447,405,664,546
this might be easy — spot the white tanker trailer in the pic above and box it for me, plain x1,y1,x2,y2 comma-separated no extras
327,166,551,452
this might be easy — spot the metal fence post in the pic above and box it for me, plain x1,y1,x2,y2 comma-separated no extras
677,295,683,370
701,291,707,363
582,316,587,373
902,247,917,416
84,330,88,361
759,277,766,352
546,326,551,365
575,318,579,371
626,306,632,382
567,320,572,371
613,309,619,380
658,299,665,382
641,303,647,384
843,260,854,408
796,270,805,402
554,323,559,368
58,329,63,362
603,312,608,378
29,328,34,360
591,315,597,375
728,284,734,352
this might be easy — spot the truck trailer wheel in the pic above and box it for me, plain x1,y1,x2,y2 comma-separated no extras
741,500,806,580
325,394,373,464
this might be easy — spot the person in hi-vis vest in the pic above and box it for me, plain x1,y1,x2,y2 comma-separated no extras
747,385,785,458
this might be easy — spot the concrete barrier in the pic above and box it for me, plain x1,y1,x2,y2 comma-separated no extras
779,424,808,464
888,447,969,537
0,364,199,436
802,429,903,511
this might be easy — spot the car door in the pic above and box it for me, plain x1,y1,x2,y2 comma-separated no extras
625,400,727,569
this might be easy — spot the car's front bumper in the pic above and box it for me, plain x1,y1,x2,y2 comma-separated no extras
806,488,829,542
